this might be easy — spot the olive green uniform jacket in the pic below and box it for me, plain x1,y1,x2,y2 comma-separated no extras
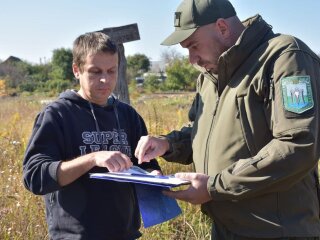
163,15,320,238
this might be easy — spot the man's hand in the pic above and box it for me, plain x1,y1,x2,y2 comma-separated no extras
135,135,170,164
58,151,132,186
163,172,212,205
93,151,133,172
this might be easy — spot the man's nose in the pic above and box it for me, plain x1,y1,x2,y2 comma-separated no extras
100,73,109,83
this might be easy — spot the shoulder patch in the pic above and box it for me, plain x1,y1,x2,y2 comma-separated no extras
281,76,314,114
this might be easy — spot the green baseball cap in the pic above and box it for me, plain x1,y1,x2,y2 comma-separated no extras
162,0,236,46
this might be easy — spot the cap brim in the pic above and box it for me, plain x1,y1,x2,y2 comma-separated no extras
161,28,197,46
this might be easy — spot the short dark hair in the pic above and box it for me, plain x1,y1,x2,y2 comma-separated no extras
72,32,118,72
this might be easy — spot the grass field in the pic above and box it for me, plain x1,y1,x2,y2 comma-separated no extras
0,93,211,240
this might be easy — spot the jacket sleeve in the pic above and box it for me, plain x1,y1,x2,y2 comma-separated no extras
23,107,64,195
209,49,320,201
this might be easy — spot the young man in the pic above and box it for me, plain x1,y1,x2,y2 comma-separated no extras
23,32,160,240
135,0,320,239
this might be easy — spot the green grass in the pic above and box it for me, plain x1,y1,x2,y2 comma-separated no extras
0,94,211,240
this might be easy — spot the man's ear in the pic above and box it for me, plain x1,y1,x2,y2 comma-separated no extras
72,63,80,79
215,18,230,39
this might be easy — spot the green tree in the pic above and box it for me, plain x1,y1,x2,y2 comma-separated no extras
45,79,71,93
27,63,52,82
127,53,150,78
50,48,74,81
18,62,53,93
164,57,198,91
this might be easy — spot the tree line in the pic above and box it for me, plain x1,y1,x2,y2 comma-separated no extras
1,47,320,97
0,48,74,96
0,48,199,97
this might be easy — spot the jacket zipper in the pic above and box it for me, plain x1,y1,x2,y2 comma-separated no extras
204,96,220,174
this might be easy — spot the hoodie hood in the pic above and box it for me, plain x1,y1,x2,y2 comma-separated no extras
58,90,121,141
58,90,118,109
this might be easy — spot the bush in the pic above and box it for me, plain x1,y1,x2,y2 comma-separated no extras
45,79,72,93
19,81,38,92
144,75,162,92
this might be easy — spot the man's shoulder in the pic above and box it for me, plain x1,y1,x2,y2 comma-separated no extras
270,33,315,55
44,98,68,111
41,98,77,118
117,100,139,114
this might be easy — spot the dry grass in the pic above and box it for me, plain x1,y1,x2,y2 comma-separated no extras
0,97,49,239
0,93,211,240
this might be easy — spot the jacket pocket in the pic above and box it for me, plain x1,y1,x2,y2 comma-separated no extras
236,96,257,157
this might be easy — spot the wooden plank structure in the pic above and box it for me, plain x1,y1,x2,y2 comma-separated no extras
98,23,140,104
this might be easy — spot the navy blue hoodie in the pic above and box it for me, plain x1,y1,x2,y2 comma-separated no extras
23,90,160,240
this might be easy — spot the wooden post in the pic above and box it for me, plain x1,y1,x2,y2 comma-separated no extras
98,24,140,105
116,44,130,104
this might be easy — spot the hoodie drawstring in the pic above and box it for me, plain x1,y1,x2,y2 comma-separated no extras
89,101,101,134
88,98,122,150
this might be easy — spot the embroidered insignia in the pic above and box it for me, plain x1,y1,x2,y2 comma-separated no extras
281,76,314,114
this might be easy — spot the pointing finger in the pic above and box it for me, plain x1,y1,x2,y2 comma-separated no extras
137,138,151,164
134,137,144,159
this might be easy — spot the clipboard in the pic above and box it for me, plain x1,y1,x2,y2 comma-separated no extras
89,166,190,188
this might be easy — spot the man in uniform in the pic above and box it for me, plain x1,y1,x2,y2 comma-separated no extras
135,0,320,239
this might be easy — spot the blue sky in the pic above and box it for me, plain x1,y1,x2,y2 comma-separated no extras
0,0,319,64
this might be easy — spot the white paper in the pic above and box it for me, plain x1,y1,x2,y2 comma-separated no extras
90,166,190,187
